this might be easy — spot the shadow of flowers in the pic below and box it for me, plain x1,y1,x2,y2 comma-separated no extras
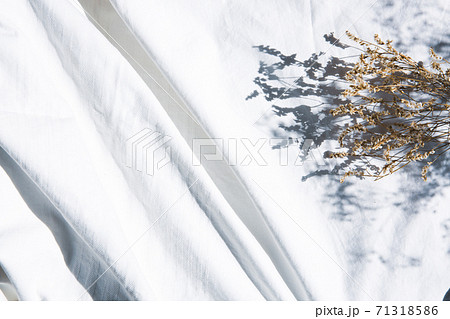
247,32,450,271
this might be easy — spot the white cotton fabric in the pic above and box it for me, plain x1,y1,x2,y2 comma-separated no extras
0,0,449,300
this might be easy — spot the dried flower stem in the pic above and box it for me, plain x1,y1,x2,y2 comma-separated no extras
330,31,450,182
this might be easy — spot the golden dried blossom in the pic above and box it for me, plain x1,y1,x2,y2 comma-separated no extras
330,32,450,182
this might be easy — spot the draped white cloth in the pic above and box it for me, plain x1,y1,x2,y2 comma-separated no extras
0,0,449,300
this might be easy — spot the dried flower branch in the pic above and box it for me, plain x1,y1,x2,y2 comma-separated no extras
330,31,450,182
